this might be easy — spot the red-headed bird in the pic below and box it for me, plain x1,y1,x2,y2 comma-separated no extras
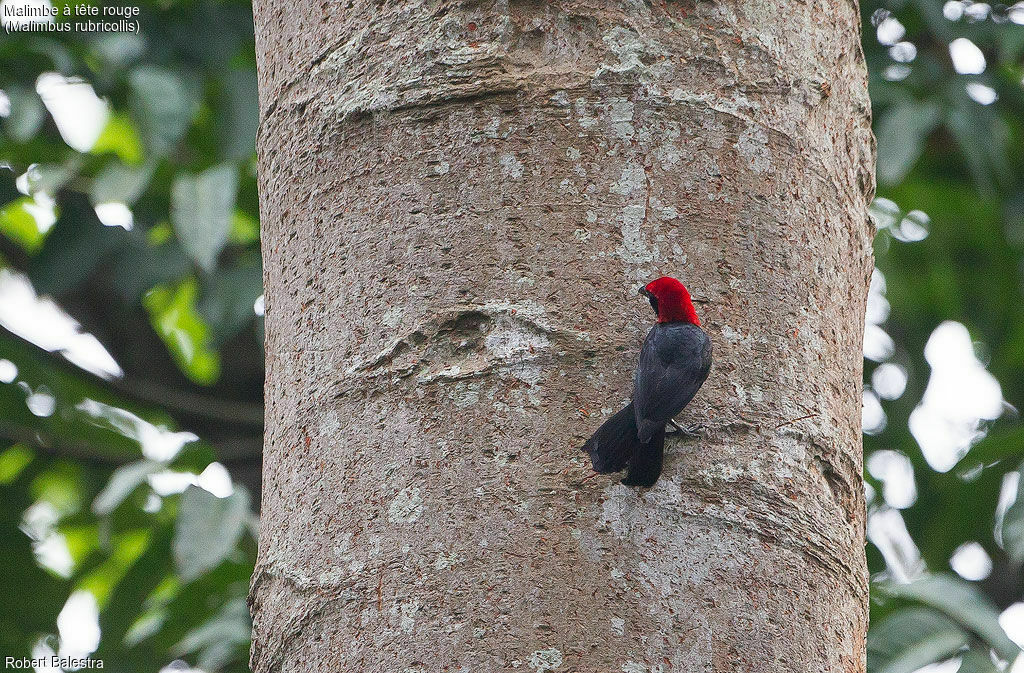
582,276,712,487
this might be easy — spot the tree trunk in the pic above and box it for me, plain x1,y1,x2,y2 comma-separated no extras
249,2,875,671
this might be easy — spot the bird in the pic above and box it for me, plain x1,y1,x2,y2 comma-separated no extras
581,276,712,487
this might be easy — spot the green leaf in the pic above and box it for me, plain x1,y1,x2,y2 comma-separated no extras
31,462,85,516
110,234,191,302
23,36,75,73
868,607,967,673
90,114,144,165
198,263,263,347
0,327,164,464
143,277,221,385
877,634,966,673
90,159,155,206
877,574,1020,661
87,33,147,73
28,197,124,297
147,221,172,246
1,84,45,143
957,651,1000,673
228,210,259,245
79,529,151,606
0,197,46,253
875,101,941,186
958,428,1024,470
1002,461,1024,564
217,67,259,161
173,485,250,581
59,522,99,567
92,527,173,655
171,164,238,273
173,597,250,670
0,445,33,484
0,460,69,657
945,103,1012,197
27,160,81,195
92,460,163,516
155,561,252,658
129,66,198,154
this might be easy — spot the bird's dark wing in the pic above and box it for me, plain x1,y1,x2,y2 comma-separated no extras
633,323,712,443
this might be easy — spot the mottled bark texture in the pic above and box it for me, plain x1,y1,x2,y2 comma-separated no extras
250,1,875,671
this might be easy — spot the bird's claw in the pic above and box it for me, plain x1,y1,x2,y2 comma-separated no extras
666,419,703,437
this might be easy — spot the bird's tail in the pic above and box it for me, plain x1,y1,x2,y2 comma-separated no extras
622,427,664,488
581,403,665,488
582,403,641,474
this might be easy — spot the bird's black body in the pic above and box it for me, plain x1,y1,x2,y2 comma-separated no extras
583,322,712,487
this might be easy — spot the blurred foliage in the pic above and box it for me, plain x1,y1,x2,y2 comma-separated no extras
0,1,261,671
862,0,1024,670
2,0,1024,671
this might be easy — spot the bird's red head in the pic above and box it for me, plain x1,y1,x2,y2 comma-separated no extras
639,276,700,325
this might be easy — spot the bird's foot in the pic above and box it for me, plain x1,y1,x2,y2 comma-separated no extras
666,419,703,437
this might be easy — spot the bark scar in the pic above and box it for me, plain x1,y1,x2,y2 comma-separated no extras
339,303,586,391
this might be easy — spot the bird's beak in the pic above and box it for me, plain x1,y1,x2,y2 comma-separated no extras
638,286,652,298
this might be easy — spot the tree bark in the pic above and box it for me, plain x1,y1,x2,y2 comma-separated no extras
249,2,875,671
